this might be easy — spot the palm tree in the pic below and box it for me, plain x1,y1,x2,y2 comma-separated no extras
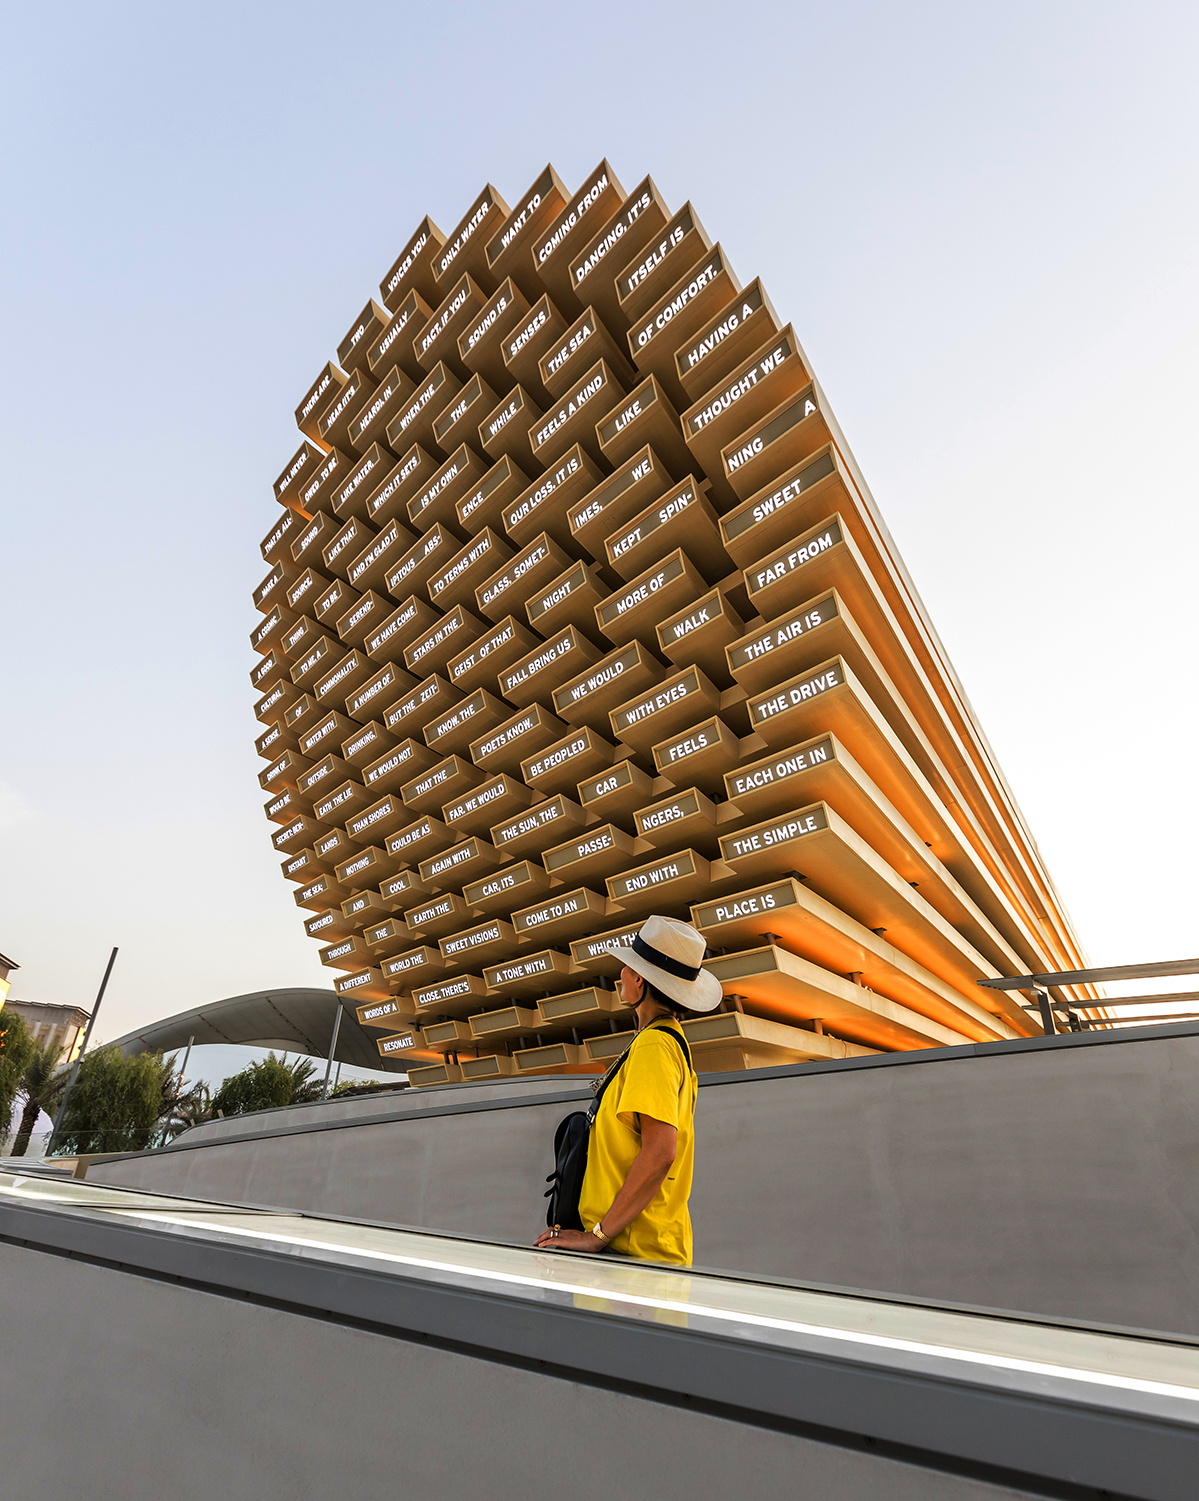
157,1079,213,1142
10,1039,68,1157
288,1055,324,1104
208,1052,324,1118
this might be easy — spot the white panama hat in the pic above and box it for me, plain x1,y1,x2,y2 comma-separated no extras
609,914,724,1013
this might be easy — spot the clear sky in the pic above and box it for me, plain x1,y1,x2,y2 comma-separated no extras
2,1,1196,1043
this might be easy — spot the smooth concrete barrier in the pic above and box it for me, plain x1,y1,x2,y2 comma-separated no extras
174,1073,571,1142
88,1021,1199,1334
15,1178,1184,1501
0,1239,1019,1501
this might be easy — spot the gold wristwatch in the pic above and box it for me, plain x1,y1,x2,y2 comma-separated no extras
590,1222,609,1243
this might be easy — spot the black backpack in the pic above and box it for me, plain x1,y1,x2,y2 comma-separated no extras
543,1025,694,1231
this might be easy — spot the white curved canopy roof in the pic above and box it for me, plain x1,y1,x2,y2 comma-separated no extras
106,988,402,1072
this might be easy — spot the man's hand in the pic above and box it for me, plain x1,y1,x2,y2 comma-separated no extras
534,1226,604,1252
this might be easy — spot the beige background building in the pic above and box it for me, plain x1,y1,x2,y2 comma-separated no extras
3,994,90,1066
0,952,15,1012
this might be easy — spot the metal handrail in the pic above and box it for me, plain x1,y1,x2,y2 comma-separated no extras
979,961,1199,1036
979,959,1199,991
1051,991,1199,1011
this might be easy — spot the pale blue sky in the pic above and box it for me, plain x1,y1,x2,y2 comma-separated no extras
2,1,1197,1041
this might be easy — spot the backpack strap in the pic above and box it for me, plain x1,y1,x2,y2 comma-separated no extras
649,1024,695,1076
586,1022,694,1125
586,1043,633,1124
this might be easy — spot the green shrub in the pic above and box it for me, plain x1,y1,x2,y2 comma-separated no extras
54,1045,172,1155
0,1010,35,1137
209,1053,322,1118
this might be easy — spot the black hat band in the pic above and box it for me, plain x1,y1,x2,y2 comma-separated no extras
631,933,702,982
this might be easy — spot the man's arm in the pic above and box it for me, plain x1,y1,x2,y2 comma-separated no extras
596,1113,677,1239
535,1114,677,1251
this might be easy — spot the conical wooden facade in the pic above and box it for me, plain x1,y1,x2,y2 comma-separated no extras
252,161,1091,1084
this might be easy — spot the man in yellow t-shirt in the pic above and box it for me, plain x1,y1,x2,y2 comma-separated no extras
535,915,723,1266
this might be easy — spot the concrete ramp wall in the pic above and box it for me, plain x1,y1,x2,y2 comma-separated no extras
12,1175,1194,1501
88,1021,1199,1334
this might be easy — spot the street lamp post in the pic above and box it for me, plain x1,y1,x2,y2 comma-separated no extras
48,947,119,1150
322,1005,344,1099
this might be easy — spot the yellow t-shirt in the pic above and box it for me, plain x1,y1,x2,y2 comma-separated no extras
577,1022,698,1266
